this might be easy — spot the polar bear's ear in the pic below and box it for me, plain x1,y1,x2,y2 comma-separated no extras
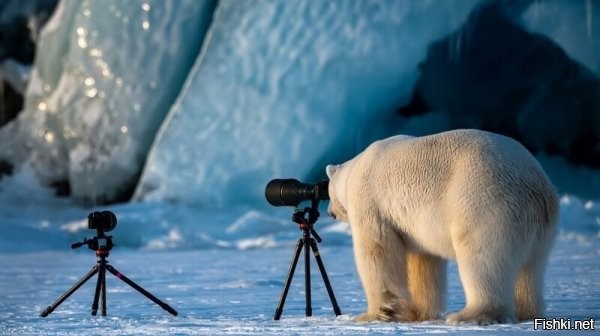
326,164,338,179
325,165,340,180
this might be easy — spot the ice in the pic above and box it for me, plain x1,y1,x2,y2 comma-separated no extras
396,0,600,198
0,0,216,203
521,0,600,74
133,0,480,207
0,59,31,94
2,0,596,207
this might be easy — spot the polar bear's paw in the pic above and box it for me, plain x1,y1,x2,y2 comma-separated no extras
446,308,516,325
377,302,414,322
353,312,377,322
353,301,417,322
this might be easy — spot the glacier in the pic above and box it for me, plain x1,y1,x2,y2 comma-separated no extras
132,0,481,207
0,0,216,203
0,0,597,207
0,0,596,245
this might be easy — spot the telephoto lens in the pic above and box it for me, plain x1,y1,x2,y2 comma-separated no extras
265,179,329,207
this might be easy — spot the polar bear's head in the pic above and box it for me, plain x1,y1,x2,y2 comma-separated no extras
326,164,348,221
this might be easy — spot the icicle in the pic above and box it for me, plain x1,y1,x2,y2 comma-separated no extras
448,32,463,64
586,0,593,38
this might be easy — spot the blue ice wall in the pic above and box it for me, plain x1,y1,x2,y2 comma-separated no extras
133,0,480,207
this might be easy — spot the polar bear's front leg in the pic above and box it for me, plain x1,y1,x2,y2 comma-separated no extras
350,212,414,322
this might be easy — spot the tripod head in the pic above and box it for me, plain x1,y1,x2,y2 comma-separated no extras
71,229,114,258
71,230,114,250
71,211,117,257
292,199,322,243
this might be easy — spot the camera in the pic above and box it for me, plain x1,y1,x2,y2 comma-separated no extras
265,179,329,207
87,211,117,232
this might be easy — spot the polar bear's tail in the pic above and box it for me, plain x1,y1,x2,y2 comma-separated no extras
542,183,560,232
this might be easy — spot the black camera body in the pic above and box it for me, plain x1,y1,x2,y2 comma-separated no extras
88,211,117,232
265,179,329,207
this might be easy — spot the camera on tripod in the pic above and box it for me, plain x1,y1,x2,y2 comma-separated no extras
265,179,329,207
41,210,178,317
88,211,117,232
265,178,341,320
69,211,117,251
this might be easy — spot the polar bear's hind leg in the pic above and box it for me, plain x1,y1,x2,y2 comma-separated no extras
407,251,447,321
447,221,522,325
514,229,555,320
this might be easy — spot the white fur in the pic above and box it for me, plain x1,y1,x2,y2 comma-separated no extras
326,129,558,325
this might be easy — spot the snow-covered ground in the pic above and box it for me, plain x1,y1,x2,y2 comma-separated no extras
1,238,598,335
0,167,599,335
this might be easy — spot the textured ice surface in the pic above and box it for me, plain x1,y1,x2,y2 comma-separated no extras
133,0,480,207
521,0,600,74
1,239,598,335
0,0,216,202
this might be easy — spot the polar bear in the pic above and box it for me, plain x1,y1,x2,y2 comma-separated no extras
326,129,558,325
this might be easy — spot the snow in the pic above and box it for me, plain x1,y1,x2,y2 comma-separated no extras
0,158,596,335
1,240,598,335
0,168,598,334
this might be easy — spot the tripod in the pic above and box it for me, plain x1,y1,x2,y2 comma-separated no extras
274,199,342,320
40,230,178,317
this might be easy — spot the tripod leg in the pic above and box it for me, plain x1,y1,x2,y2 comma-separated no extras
104,264,178,316
40,265,99,317
91,265,104,316
100,265,107,316
309,239,342,316
304,235,312,317
274,238,304,320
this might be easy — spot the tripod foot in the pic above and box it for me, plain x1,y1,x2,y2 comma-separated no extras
40,307,52,318
274,238,304,320
39,265,99,318
310,239,342,317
